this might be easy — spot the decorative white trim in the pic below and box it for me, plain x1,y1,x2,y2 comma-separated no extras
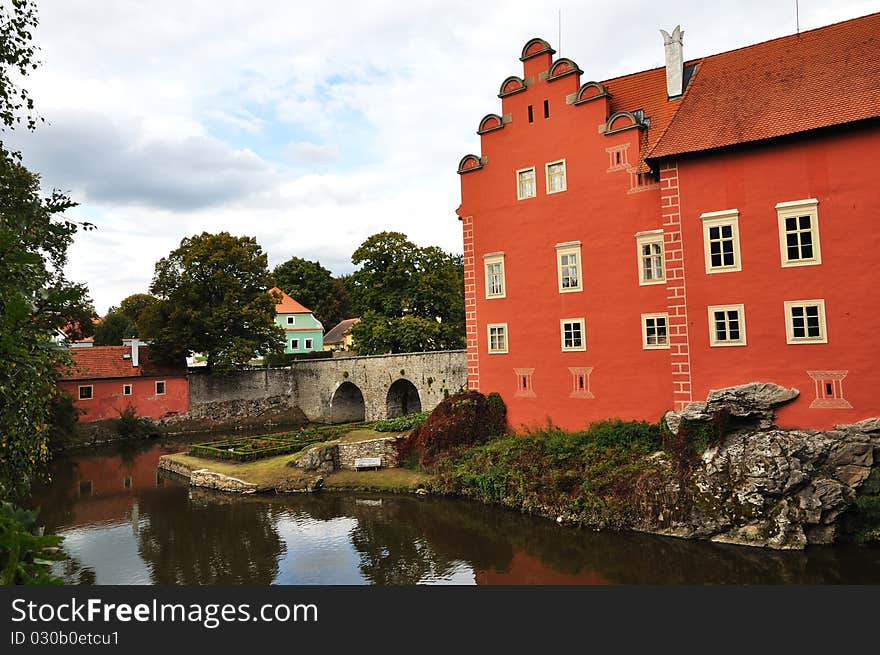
123,384,132,396
707,304,747,347
641,313,671,350
487,323,508,354
776,198,819,210
636,231,666,285
78,385,93,400
555,242,583,293
701,209,742,274
560,317,586,352
155,380,166,395
784,299,828,344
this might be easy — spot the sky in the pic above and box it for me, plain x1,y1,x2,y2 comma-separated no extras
6,0,879,314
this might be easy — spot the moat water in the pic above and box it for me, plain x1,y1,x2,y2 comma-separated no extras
28,436,880,584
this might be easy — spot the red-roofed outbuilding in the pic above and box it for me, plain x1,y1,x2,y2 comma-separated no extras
457,13,880,431
58,343,188,422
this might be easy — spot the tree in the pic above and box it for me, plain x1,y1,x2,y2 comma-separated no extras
0,1,95,501
271,256,352,329
92,309,137,345
145,232,283,371
119,293,158,327
348,232,465,354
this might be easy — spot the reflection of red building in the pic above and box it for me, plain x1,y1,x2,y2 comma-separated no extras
457,14,880,430
59,342,188,421
475,551,608,585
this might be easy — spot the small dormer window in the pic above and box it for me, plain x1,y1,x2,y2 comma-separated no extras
287,316,295,325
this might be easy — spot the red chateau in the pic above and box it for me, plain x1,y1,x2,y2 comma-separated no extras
457,13,880,431
59,342,189,422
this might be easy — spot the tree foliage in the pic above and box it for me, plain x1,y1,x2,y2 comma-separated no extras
348,232,464,354
271,256,352,329
144,232,283,371
0,0,94,501
119,293,158,327
93,308,137,345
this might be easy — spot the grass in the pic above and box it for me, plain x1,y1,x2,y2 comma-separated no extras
324,469,430,492
162,452,317,489
336,428,392,443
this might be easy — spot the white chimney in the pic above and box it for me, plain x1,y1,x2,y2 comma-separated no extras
661,25,684,98
131,340,139,368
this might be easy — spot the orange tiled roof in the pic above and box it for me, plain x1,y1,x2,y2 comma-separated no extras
649,12,880,159
59,346,186,381
268,287,313,314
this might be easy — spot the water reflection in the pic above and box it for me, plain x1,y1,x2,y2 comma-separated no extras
27,439,880,585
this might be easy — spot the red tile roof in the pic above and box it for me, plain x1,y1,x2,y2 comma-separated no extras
268,287,313,314
59,346,186,381
649,12,880,159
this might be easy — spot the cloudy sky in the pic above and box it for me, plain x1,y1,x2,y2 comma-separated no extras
7,0,878,313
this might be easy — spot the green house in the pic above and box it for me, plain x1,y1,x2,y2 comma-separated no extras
268,287,323,354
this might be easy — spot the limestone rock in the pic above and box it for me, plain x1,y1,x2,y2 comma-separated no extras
190,469,257,494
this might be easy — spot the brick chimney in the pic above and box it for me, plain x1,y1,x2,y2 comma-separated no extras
661,25,684,98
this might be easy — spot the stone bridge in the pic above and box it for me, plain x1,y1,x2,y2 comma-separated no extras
187,350,467,424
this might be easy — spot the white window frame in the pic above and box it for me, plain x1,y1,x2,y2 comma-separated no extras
483,252,506,299
487,323,508,354
784,299,828,344
286,316,296,325
707,304,747,347
290,338,299,350
305,338,313,349
555,241,583,293
545,159,567,194
123,384,132,396
777,198,821,267
78,385,93,400
701,209,742,274
155,380,166,395
635,230,665,285
560,318,586,352
516,166,536,200
641,313,670,350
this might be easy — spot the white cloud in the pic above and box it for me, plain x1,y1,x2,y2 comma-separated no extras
284,141,339,163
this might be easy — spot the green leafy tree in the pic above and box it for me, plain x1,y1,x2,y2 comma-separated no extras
271,256,352,329
119,293,158,327
92,308,137,345
145,232,283,371
348,232,465,354
0,0,94,504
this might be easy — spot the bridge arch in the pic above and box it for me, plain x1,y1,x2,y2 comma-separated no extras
330,381,365,423
386,379,422,418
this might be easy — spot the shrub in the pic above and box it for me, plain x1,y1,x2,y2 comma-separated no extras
114,404,154,439
47,391,81,448
397,391,508,469
0,502,65,585
374,412,429,433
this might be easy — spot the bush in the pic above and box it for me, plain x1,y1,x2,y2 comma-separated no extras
374,412,429,433
0,502,65,585
397,391,507,469
114,404,154,439
47,391,81,448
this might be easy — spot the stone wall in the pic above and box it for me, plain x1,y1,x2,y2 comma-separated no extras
337,436,401,470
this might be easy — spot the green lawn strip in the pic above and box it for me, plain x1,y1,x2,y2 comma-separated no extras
323,468,432,492
163,452,316,489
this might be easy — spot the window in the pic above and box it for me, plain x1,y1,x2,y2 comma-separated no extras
568,366,595,399
543,99,550,118
305,338,313,349
784,299,827,344
78,480,93,497
516,167,536,200
528,105,534,123
545,159,566,194
807,370,852,409
635,230,665,285
642,313,670,349
487,323,508,354
606,144,629,172
155,381,166,395
124,476,132,489
707,304,747,346
123,384,132,396
556,241,582,293
290,338,299,350
484,252,506,299
560,318,586,351
701,210,741,273
514,368,536,398
78,385,93,400
777,198,821,267
286,316,295,325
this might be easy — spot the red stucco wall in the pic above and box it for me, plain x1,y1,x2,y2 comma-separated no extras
59,376,189,422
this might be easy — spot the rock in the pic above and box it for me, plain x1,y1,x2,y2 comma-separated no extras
307,476,324,493
827,442,874,468
837,417,880,434
834,465,871,488
415,487,428,496
294,445,338,474
190,469,257,494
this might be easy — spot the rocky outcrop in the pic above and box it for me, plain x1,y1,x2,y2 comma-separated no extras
189,469,258,494
293,445,338,474
641,383,879,549
292,436,402,473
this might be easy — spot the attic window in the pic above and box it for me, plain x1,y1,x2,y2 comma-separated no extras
543,99,550,118
287,316,295,325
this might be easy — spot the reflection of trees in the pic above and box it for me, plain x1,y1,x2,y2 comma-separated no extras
136,490,284,584
59,554,96,585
